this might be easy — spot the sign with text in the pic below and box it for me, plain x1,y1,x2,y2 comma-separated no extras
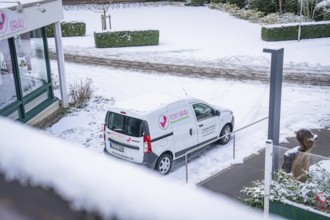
0,8,26,37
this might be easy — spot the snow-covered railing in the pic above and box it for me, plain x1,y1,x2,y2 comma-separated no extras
0,117,279,220
184,116,268,184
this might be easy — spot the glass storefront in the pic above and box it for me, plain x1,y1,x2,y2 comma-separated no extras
15,29,48,96
0,27,55,122
0,39,17,109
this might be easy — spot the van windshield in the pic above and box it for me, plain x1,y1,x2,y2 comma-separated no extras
106,112,148,138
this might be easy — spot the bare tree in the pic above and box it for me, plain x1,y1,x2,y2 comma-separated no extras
84,0,113,30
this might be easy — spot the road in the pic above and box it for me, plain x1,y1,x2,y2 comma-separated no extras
50,52,330,87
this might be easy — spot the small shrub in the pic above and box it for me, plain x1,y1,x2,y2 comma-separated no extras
69,78,94,108
51,73,59,90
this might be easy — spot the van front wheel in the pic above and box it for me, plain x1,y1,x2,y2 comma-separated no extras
156,153,172,175
219,124,231,145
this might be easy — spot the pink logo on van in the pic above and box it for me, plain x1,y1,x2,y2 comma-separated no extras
127,137,131,143
158,115,168,130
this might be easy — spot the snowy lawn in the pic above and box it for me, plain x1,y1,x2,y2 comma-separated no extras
45,4,330,184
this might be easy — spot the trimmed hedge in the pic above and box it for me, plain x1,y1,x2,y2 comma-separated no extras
262,21,330,41
94,30,159,48
46,21,86,37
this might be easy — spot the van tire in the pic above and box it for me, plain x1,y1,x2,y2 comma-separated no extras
219,124,231,145
155,153,172,175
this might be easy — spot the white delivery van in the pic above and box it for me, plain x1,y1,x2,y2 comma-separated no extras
104,94,234,174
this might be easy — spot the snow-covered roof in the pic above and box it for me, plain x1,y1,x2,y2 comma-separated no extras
0,117,280,219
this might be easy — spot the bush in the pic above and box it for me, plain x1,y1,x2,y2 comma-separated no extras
94,30,159,48
227,0,246,8
69,78,94,108
46,21,86,37
260,12,311,25
191,0,204,6
325,9,330,20
248,0,277,14
284,0,298,14
210,0,225,3
315,1,330,21
231,8,265,22
241,167,330,212
262,21,330,41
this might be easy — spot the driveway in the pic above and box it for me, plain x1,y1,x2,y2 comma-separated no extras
199,129,330,201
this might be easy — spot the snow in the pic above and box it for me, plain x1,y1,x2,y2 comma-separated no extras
45,2,330,184
53,3,330,69
264,20,330,28
0,2,330,218
0,118,275,220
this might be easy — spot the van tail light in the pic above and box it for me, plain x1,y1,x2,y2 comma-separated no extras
143,135,152,154
104,123,107,142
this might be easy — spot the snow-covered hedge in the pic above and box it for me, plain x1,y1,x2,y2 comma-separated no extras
261,21,330,41
94,30,159,48
46,21,86,37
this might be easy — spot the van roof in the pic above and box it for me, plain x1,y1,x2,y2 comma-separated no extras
112,94,193,115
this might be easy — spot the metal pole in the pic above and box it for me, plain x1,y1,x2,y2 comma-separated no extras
263,48,284,146
185,154,188,184
298,0,303,41
264,139,273,219
233,133,236,160
108,15,111,30
54,22,69,108
263,48,284,171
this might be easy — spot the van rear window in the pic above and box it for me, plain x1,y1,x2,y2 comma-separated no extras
106,112,148,137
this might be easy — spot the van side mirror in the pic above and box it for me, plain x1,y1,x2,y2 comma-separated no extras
216,110,220,116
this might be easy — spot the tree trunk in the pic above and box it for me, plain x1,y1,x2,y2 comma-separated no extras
101,14,106,30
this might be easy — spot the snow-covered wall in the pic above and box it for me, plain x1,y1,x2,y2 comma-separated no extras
0,117,281,219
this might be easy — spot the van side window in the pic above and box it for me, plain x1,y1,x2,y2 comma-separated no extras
193,103,215,121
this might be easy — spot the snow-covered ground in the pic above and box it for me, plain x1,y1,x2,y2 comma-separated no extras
45,4,330,184
51,3,330,70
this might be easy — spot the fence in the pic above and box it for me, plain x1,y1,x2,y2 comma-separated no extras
183,117,268,184
265,143,330,219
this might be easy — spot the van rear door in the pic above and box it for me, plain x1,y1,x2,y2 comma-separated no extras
104,111,148,163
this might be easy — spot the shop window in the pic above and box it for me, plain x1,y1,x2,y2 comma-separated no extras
0,39,17,110
15,29,48,97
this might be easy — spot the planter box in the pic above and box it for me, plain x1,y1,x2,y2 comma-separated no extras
270,200,330,220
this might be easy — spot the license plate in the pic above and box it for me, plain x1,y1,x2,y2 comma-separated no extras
110,142,124,152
